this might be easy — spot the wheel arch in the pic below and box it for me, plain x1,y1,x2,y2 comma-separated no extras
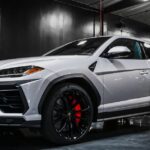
38,74,101,122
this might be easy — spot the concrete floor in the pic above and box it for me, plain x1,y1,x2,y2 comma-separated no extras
0,116,150,150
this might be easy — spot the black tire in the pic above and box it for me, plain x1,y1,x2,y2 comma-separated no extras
42,83,94,145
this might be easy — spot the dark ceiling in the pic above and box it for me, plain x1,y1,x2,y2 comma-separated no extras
112,1,150,26
1,0,150,26
72,0,148,11
72,0,150,26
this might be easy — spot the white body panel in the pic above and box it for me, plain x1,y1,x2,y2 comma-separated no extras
0,36,149,125
96,58,150,113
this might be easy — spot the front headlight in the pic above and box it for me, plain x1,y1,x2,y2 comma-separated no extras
0,66,44,78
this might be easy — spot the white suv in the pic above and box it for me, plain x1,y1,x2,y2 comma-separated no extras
0,36,149,144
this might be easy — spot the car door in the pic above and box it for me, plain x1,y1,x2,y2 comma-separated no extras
95,38,150,117
141,41,150,96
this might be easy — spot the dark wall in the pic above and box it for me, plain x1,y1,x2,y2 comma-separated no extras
0,0,150,60
0,0,96,60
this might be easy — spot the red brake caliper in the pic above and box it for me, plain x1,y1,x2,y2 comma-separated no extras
74,104,81,124
71,98,82,125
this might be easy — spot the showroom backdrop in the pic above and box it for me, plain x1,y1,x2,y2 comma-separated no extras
0,0,150,59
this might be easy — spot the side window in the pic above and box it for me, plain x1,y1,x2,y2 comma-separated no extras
133,41,146,59
104,38,145,59
141,42,150,59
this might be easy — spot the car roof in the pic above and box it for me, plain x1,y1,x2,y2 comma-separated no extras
43,36,150,56
92,35,149,44
111,36,150,43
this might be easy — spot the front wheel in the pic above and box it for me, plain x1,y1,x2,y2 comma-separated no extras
42,83,94,145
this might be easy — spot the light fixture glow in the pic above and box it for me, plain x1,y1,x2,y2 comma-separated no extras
77,40,87,46
40,9,72,35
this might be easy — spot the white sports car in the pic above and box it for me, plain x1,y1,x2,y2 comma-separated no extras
0,36,150,144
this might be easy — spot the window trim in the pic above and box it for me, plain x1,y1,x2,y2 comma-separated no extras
100,38,147,60
140,42,149,59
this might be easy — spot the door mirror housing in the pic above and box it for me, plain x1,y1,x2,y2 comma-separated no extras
104,46,131,58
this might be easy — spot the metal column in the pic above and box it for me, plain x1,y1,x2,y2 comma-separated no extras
99,0,104,35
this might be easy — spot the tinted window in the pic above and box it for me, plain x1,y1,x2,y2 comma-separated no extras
45,37,110,56
105,38,145,59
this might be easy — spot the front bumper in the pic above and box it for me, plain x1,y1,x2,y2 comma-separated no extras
0,80,43,127
0,113,40,127
0,83,28,114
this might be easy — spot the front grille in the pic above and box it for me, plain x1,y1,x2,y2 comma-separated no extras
0,85,27,113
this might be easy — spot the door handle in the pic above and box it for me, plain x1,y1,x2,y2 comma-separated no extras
140,70,149,75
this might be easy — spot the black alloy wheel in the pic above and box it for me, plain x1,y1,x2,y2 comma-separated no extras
42,83,93,145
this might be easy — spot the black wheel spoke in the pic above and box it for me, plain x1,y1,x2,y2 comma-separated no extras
53,115,65,124
72,118,82,137
52,88,92,141
58,120,67,133
68,120,74,139
61,94,70,110
53,110,67,117
72,102,79,108
54,105,64,112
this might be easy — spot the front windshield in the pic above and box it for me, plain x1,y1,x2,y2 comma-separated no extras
44,37,110,56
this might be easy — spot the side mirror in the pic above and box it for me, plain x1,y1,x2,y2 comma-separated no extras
105,46,131,58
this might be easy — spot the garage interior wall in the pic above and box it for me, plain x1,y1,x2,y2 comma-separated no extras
0,0,150,60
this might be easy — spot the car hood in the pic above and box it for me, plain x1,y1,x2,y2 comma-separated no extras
0,55,91,70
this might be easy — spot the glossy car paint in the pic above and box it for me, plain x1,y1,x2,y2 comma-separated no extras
0,36,150,124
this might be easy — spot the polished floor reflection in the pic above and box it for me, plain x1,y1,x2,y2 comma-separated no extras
0,116,150,150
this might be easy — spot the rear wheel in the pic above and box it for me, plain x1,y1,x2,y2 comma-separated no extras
42,83,94,145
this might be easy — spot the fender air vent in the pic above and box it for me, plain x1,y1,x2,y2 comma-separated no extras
89,61,97,72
